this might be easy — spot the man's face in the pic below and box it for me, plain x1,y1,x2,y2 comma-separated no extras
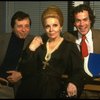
13,18,31,39
74,10,91,35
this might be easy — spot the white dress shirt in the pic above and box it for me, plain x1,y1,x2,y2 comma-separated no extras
75,29,94,77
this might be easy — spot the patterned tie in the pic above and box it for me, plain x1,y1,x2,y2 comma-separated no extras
80,35,88,58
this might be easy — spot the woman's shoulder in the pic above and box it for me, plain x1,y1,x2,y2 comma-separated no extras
63,39,76,46
62,39,77,50
62,31,76,43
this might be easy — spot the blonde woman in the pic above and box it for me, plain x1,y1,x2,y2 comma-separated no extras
16,5,84,98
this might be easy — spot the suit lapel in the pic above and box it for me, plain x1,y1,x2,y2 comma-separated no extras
23,35,33,50
1,33,11,64
92,29,100,54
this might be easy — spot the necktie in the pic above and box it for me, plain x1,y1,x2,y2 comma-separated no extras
80,35,88,58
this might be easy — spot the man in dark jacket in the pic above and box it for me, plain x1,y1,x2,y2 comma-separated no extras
0,11,33,98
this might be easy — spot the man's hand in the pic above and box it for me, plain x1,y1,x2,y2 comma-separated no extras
6,71,22,83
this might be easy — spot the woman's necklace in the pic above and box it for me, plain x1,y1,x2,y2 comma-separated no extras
42,37,63,69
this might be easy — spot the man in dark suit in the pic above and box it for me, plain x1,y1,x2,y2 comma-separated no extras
0,11,33,98
63,4,100,99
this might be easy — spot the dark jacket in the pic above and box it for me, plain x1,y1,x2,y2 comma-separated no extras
16,37,85,98
0,33,33,66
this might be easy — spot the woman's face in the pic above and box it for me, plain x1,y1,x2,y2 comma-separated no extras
44,17,62,39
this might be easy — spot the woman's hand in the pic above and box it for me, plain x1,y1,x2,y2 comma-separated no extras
67,82,77,97
29,36,43,51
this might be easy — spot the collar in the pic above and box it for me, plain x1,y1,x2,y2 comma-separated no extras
76,29,92,45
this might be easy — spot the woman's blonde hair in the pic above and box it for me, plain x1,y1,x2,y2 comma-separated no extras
41,5,64,27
